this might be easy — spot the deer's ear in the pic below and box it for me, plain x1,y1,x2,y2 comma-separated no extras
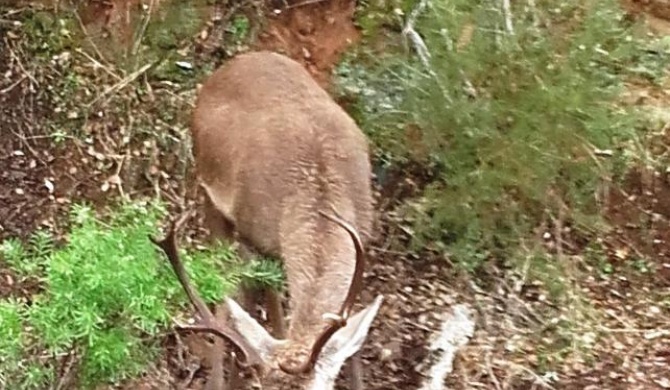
317,295,384,369
225,298,285,362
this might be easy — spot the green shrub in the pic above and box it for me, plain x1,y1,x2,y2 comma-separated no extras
0,200,284,388
339,0,652,271
0,300,25,380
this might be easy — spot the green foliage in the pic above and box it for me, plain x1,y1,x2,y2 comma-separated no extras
336,57,411,167
0,239,29,272
240,256,285,290
228,15,251,45
0,200,284,388
21,10,78,57
144,0,204,50
0,300,23,364
628,35,670,83
0,230,52,277
354,0,414,40
339,0,651,271
136,0,209,82
0,297,55,389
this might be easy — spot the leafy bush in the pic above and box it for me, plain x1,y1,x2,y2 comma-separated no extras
338,0,651,270
0,200,283,389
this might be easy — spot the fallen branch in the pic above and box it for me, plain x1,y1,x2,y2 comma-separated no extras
403,0,479,105
402,0,431,67
501,0,514,35
419,304,475,390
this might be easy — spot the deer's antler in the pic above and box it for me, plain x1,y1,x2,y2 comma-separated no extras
149,212,263,369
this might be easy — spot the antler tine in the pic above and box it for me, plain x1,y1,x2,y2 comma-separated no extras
279,208,366,374
149,211,263,368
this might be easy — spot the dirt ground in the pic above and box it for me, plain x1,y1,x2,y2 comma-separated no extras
1,0,670,389
255,0,360,86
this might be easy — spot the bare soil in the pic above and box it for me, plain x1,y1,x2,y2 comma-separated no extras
255,0,360,87
626,0,670,32
1,1,670,389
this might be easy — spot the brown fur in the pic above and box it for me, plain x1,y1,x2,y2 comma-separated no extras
192,50,375,387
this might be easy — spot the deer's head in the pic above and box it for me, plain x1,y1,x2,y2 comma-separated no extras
223,294,383,389
151,211,383,389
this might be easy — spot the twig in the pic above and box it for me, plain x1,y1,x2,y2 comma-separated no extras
286,0,329,9
1,7,31,18
597,326,670,334
10,128,43,164
53,350,79,390
554,201,565,266
87,63,154,107
73,10,110,66
7,39,39,87
74,48,121,81
10,133,78,142
516,241,533,292
165,89,196,108
485,351,502,390
0,74,26,94
113,153,128,200
132,0,155,59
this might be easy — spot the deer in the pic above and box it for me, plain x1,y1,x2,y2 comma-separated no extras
151,50,383,390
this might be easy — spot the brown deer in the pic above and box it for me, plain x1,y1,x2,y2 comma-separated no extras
151,50,383,389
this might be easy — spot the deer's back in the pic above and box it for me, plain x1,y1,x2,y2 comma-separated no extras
192,51,373,255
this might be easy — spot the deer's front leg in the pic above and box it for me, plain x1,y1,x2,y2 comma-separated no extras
347,352,364,390
264,287,286,339
203,304,228,390
205,285,256,390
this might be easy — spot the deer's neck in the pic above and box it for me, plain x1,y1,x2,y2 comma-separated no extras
279,206,357,341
